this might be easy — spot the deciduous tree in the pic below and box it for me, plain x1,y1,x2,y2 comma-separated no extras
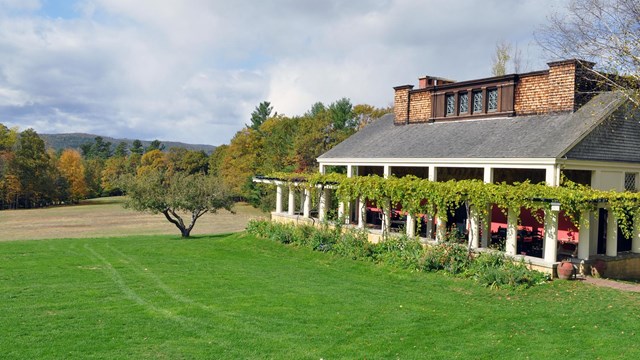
122,170,233,237
57,149,88,203
537,0,640,104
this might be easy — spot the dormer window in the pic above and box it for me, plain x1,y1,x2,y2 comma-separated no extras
487,88,498,112
445,94,455,116
472,90,483,113
459,92,469,114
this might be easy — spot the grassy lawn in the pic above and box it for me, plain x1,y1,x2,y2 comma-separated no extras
1,233,639,359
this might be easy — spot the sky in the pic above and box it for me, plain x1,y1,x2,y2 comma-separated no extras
0,0,568,146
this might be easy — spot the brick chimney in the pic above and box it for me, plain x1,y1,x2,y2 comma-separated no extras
547,59,595,112
393,85,413,125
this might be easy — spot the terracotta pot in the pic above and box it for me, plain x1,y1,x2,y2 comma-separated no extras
557,261,575,280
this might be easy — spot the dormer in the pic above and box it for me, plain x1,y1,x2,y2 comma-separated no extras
394,59,597,125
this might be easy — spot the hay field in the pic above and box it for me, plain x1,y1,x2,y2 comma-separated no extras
0,197,268,241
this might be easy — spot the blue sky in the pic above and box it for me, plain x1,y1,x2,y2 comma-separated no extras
0,0,567,146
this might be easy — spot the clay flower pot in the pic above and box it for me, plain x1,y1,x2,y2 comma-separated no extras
557,260,575,280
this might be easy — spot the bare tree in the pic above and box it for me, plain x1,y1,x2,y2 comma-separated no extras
491,41,512,76
537,0,640,105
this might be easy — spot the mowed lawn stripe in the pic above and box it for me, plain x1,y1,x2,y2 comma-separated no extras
1,234,640,359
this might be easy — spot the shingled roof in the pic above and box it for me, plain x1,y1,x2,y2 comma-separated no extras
319,91,633,161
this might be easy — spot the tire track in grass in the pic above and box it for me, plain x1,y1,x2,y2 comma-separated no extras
103,244,262,336
105,244,219,312
83,243,216,335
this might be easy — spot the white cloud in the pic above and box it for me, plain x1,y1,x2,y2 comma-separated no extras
0,0,568,145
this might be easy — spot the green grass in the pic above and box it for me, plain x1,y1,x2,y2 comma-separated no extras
1,234,639,359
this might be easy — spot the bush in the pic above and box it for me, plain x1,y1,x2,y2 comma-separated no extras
246,220,548,290
372,235,424,270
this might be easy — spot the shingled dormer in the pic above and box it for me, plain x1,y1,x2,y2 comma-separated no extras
393,59,597,125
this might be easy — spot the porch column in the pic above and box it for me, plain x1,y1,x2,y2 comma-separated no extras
287,186,296,216
357,197,366,229
275,184,283,213
406,214,416,237
318,188,330,222
633,213,640,254
425,211,434,240
506,208,518,256
544,209,559,263
469,206,480,249
428,166,437,182
338,165,354,224
435,214,446,242
483,166,494,184
381,199,391,234
480,205,491,248
606,210,618,257
383,165,391,178
303,188,311,218
577,211,592,260
545,165,559,187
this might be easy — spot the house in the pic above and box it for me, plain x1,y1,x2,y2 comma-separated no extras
256,59,640,277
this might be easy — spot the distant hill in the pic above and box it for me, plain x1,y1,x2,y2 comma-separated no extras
40,133,217,154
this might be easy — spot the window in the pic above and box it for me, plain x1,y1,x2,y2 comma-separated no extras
472,90,483,113
625,173,637,192
445,94,455,115
459,92,469,114
487,88,498,111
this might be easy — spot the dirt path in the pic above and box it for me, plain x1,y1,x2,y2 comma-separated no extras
582,277,640,293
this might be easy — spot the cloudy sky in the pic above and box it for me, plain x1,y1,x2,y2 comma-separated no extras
0,0,567,146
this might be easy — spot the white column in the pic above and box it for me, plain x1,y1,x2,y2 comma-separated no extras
480,204,491,248
425,211,434,240
428,166,437,182
319,164,326,175
303,188,311,218
469,205,480,249
381,199,391,234
577,211,591,260
483,166,494,184
506,208,518,256
287,186,296,216
606,210,618,256
435,214,446,242
545,165,557,186
357,197,366,229
318,188,329,222
633,213,640,254
406,214,416,237
544,209,559,263
383,165,391,178
275,184,283,213
339,165,354,224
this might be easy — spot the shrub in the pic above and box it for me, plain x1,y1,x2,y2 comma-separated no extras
332,230,372,260
246,220,548,290
372,235,424,270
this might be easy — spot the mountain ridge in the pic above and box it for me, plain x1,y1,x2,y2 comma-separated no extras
40,133,217,154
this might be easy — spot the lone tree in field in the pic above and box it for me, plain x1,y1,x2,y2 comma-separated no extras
537,0,640,104
122,170,234,237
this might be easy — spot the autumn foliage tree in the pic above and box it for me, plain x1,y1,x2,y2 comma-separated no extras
57,149,89,203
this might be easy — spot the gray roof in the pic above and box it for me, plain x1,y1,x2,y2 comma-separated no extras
319,91,629,160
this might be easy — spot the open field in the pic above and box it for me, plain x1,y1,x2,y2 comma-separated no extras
0,197,267,241
1,233,640,359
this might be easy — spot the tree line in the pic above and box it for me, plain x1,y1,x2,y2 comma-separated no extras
0,98,388,211
0,123,199,209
